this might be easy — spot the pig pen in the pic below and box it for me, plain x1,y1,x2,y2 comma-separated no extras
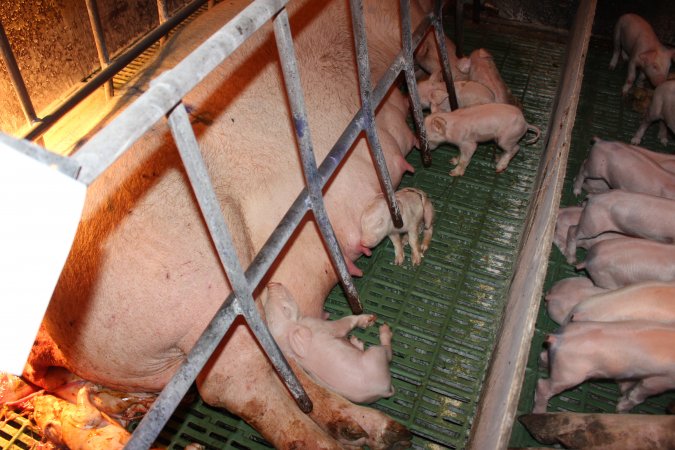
0,0,600,449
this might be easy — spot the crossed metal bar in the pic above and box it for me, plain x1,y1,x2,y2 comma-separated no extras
3,0,458,447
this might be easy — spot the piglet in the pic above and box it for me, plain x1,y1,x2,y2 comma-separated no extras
565,190,675,264
360,187,434,266
567,281,675,324
457,48,518,105
578,237,675,289
544,277,608,324
424,104,541,176
264,282,394,404
610,13,675,95
631,80,675,146
534,320,675,413
417,71,495,112
573,138,675,199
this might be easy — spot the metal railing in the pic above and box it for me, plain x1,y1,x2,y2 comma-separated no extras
4,0,459,447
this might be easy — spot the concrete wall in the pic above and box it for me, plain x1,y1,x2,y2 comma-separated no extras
0,0,191,135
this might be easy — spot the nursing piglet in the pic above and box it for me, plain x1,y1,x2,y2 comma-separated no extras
425,104,540,176
631,80,675,146
544,277,608,324
457,48,518,105
264,283,394,404
360,187,434,266
565,190,675,264
573,138,675,199
567,281,675,324
578,237,675,289
417,72,495,112
534,321,675,413
552,205,624,256
610,13,675,95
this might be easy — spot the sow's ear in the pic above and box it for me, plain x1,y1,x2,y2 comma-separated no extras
430,116,447,135
289,325,313,359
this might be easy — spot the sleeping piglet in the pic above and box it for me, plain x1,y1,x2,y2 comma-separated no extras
631,80,675,146
457,48,518,105
263,282,394,404
417,71,495,112
360,187,434,266
424,104,540,176
610,13,675,95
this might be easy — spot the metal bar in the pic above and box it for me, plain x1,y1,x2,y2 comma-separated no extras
433,0,458,110
467,0,597,448
273,10,362,313
157,0,170,45
85,0,113,99
22,0,209,142
72,0,289,186
0,133,80,179
349,0,403,229
0,21,38,124
400,0,431,167
126,102,311,449
125,297,240,450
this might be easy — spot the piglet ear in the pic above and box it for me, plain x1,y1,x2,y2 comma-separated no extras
289,325,313,358
638,50,656,65
430,116,447,134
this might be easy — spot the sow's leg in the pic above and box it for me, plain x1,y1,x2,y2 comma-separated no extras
197,322,412,449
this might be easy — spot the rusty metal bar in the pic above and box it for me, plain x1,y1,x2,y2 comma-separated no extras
400,0,431,167
349,0,403,229
85,0,113,98
0,21,38,124
22,0,208,142
433,0,459,110
273,9,362,313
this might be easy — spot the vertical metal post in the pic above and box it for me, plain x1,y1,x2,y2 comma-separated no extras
400,0,431,167
85,0,113,99
273,9,362,313
348,0,403,229
0,21,38,124
433,0,459,110
157,0,170,44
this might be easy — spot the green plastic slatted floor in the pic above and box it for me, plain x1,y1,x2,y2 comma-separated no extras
508,38,675,448
154,24,564,450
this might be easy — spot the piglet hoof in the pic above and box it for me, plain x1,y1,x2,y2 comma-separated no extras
394,255,404,266
630,136,642,145
411,254,422,266
449,167,464,177
450,156,459,165
661,138,669,146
